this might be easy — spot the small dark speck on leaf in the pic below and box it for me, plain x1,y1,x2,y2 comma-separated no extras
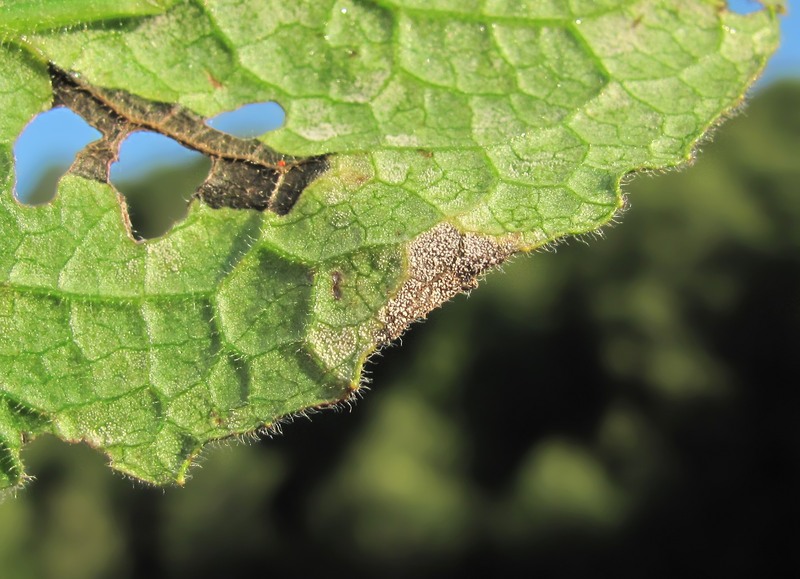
206,72,223,89
332,271,343,300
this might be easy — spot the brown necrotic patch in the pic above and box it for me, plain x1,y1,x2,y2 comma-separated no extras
49,64,328,215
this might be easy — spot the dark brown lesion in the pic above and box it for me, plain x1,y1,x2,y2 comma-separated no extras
331,270,343,300
49,63,328,215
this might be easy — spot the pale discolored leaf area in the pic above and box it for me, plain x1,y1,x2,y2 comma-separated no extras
0,0,782,490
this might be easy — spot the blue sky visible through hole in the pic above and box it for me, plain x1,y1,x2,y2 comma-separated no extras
727,0,763,15
9,3,800,229
13,100,286,238
109,132,212,239
13,107,101,204
205,101,285,138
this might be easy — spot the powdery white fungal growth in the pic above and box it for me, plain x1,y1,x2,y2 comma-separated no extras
376,222,517,343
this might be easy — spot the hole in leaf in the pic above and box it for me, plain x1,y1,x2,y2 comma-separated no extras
14,96,288,239
110,101,285,239
205,101,286,138
726,0,762,14
109,132,212,240
12,107,101,204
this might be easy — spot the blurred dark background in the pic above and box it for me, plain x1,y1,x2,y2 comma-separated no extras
2,80,799,579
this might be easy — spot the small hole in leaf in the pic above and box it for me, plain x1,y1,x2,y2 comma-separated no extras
12,107,101,204
205,101,286,138
109,132,212,240
726,0,762,14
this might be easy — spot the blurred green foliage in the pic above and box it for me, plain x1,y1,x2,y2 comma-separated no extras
1,81,798,578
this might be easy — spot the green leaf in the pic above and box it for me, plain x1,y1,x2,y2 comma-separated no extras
0,0,782,491
0,0,179,34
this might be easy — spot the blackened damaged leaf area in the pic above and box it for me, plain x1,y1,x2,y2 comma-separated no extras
49,64,328,216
